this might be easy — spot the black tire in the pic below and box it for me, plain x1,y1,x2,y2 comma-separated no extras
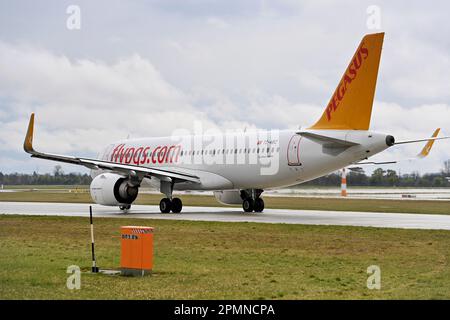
171,197,183,213
159,198,172,213
254,198,264,212
242,198,254,212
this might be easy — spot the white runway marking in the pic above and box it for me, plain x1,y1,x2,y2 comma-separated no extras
1,201,450,230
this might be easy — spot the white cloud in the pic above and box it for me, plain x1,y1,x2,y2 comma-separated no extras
1,1,450,175
0,41,449,174
206,17,230,29
0,42,219,171
369,102,450,174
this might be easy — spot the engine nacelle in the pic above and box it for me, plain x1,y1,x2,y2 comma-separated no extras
90,173,139,206
214,190,243,205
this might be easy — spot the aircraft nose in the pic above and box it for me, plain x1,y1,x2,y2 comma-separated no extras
385,135,395,146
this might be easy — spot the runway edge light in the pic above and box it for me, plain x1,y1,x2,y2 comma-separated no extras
120,226,154,276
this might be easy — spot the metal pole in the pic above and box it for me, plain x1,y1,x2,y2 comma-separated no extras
90,206,99,273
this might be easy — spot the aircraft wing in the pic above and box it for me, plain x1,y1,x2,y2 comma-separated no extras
353,128,447,166
23,113,201,184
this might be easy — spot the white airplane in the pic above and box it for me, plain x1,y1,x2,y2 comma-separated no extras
23,33,449,213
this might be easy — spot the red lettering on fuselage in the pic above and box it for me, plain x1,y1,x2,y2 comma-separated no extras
124,147,134,164
141,147,150,164
133,147,143,165
110,144,122,162
109,143,182,166
158,146,167,163
152,146,161,164
118,145,127,163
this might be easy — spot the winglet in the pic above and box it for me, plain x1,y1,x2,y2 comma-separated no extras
417,128,440,158
23,113,35,154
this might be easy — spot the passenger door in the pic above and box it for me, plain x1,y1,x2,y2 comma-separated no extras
287,135,302,166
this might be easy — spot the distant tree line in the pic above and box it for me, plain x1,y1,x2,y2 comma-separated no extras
0,165,92,186
1,163,449,188
302,168,450,188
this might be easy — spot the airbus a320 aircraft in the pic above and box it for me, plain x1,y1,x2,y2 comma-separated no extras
23,33,449,213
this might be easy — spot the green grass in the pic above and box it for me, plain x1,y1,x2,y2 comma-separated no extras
0,215,449,299
2,185,90,190
1,190,450,215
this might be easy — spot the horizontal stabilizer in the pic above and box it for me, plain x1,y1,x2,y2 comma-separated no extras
296,131,359,148
354,128,447,166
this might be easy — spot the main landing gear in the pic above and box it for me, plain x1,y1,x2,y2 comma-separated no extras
241,189,264,213
159,180,183,213
159,197,183,213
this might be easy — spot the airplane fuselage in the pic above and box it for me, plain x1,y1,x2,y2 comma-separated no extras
94,129,391,191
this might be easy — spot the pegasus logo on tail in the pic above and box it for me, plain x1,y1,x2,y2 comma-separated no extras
326,43,369,121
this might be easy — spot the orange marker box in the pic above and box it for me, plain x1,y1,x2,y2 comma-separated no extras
120,226,154,276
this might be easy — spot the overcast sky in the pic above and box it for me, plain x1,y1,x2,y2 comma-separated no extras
1,0,449,175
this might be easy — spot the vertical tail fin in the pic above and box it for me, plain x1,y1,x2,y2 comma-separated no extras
309,33,384,130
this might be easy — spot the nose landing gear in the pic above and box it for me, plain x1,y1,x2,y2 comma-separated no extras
119,204,132,212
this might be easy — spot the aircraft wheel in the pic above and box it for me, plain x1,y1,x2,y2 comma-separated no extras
254,198,264,212
119,204,131,211
171,197,183,213
242,198,254,212
159,198,172,213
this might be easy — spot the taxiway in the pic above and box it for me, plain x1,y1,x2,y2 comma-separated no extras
1,201,450,230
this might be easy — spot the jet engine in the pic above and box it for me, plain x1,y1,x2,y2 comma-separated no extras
90,173,139,206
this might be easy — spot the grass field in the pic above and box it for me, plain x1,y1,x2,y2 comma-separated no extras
2,185,89,190
1,190,450,215
0,214,449,299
